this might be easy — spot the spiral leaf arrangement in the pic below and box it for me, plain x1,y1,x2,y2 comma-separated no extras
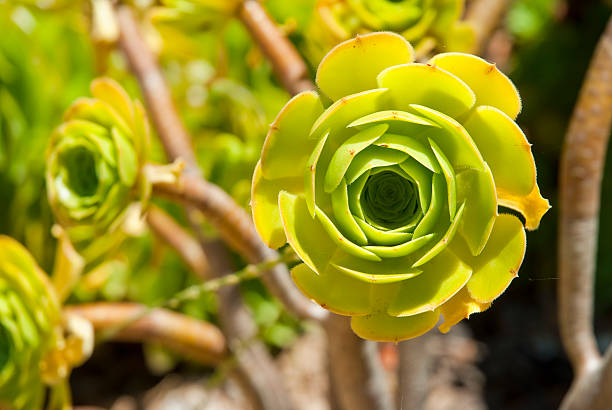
305,0,475,64
46,78,150,262
0,236,89,409
252,32,550,341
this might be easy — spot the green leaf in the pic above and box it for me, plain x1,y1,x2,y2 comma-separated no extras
279,191,343,273
331,179,368,245
310,88,388,140
351,310,439,342
324,124,388,193
387,249,472,316
413,201,465,267
364,233,434,258
251,161,303,249
377,63,475,119
316,32,414,101
291,263,373,316
304,132,329,217
463,106,536,197
315,206,381,261
451,213,525,302
344,145,408,184
261,91,324,179
428,52,522,119
332,263,422,284
456,165,497,256
111,127,138,186
409,104,486,173
413,173,446,239
429,138,457,218
355,217,413,246
376,133,441,173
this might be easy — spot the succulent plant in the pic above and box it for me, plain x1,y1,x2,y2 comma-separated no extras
0,236,89,409
46,78,150,263
305,0,474,64
252,32,549,341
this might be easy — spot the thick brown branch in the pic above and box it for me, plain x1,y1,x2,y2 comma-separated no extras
323,315,393,410
146,205,210,280
559,16,612,375
466,0,513,54
238,0,314,96
398,336,431,410
205,240,296,410
65,303,227,366
558,15,612,410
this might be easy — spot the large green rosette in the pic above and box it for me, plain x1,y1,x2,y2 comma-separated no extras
252,32,550,341
46,78,150,262
0,236,87,409
305,0,475,64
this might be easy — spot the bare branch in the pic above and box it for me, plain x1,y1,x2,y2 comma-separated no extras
238,0,314,96
398,336,431,410
558,15,612,410
146,205,211,280
65,303,227,367
116,6,198,170
323,315,394,410
466,0,513,54
558,16,612,376
203,240,296,410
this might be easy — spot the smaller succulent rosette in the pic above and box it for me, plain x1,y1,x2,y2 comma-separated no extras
252,32,549,341
0,236,91,409
305,0,474,64
46,78,150,262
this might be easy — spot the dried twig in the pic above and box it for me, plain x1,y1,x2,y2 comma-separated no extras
559,16,612,410
146,205,210,280
466,0,513,54
238,0,314,96
65,303,227,366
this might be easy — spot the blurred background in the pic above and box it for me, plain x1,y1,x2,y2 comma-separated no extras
1,0,612,409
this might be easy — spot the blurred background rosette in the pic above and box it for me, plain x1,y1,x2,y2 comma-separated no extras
252,32,549,341
46,78,150,264
304,0,475,65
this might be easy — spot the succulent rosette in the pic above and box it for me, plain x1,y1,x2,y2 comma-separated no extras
46,78,150,261
305,0,474,64
252,32,549,341
0,236,79,409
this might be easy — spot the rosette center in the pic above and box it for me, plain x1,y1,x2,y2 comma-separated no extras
361,170,421,229
60,146,99,197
